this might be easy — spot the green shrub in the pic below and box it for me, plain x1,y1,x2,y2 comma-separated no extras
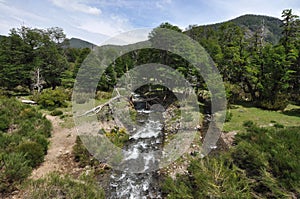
162,156,252,198
0,152,32,193
258,95,289,110
50,109,63,116
0,115,9,131
243,120,254,128
224,83,245,103
17,141,45,167
25,172,105,199
35,88,68,109
231,142,268,176
273,123,284,128
29,134,49,153
0,97,51,194
233,124,300,197
225,110,233,122
105,127,129,148
163,124,300,198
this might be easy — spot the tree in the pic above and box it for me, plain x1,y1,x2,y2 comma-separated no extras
281,9,299,51
280,9,300,104
0,26,68,91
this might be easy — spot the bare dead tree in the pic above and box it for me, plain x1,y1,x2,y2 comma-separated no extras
32,67,43,93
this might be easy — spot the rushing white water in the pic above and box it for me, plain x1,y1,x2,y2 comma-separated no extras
109,109,163,198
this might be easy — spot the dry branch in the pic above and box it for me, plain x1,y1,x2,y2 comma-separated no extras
77,89,123,117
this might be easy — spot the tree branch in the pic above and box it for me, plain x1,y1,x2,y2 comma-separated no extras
77,89,123,117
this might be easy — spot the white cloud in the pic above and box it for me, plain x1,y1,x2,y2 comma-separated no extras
0,1,48,35
76,16,131,37
155,0,172,9
101,28,150,45
51,0,101,15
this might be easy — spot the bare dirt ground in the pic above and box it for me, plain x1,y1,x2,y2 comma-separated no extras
30,115,77,179
8,115,79,199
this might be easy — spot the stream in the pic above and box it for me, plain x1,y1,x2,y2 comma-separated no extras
109,108,164,199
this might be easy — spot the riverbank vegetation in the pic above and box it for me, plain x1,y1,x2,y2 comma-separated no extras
162,124,300,198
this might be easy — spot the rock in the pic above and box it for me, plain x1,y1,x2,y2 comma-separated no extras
21,99,36,104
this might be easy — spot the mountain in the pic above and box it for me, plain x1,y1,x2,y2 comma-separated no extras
66,37,97,49
185,14,283,44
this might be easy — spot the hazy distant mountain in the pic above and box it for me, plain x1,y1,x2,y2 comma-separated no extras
65,38,97,49
186,14,283,44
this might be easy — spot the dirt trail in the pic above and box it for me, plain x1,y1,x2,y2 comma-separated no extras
30,115,77,179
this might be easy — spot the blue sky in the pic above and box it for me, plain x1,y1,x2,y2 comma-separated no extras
0,0,299,45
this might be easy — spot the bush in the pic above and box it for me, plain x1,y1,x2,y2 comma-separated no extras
162,156,252,198
35,88,68,109
50,109,63,116
257,94,289,110
225,110,233,122
16,141,45,167
105,127,129,148
25,172,105,199
233,124,300,197
0,152,32,193
29,134,49,153
225,83,245,103
0,115,9,131
231,142,268,176
0,97,51,194
243,120,254,128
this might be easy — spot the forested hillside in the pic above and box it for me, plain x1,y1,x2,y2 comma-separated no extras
184,10,300,110
186,14,283,44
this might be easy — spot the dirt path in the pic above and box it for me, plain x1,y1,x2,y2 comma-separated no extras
30,115,77,179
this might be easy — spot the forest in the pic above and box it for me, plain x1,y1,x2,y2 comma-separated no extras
0,9,299,199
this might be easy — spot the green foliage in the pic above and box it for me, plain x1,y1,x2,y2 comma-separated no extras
162,175,193,199
225,110,232,122
162,123,300,198
185,10,300,110
258,97,289,110
0,152,32,193
35,88,68,109
0,26,68,91
25,172,105,199
61,47,91,89
162,156,252,198
0,115,9,131
105,127,129,148
232,124,300,197
16,141,45,167
50,109,63,116
0,97,51,194
186,14,283,44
